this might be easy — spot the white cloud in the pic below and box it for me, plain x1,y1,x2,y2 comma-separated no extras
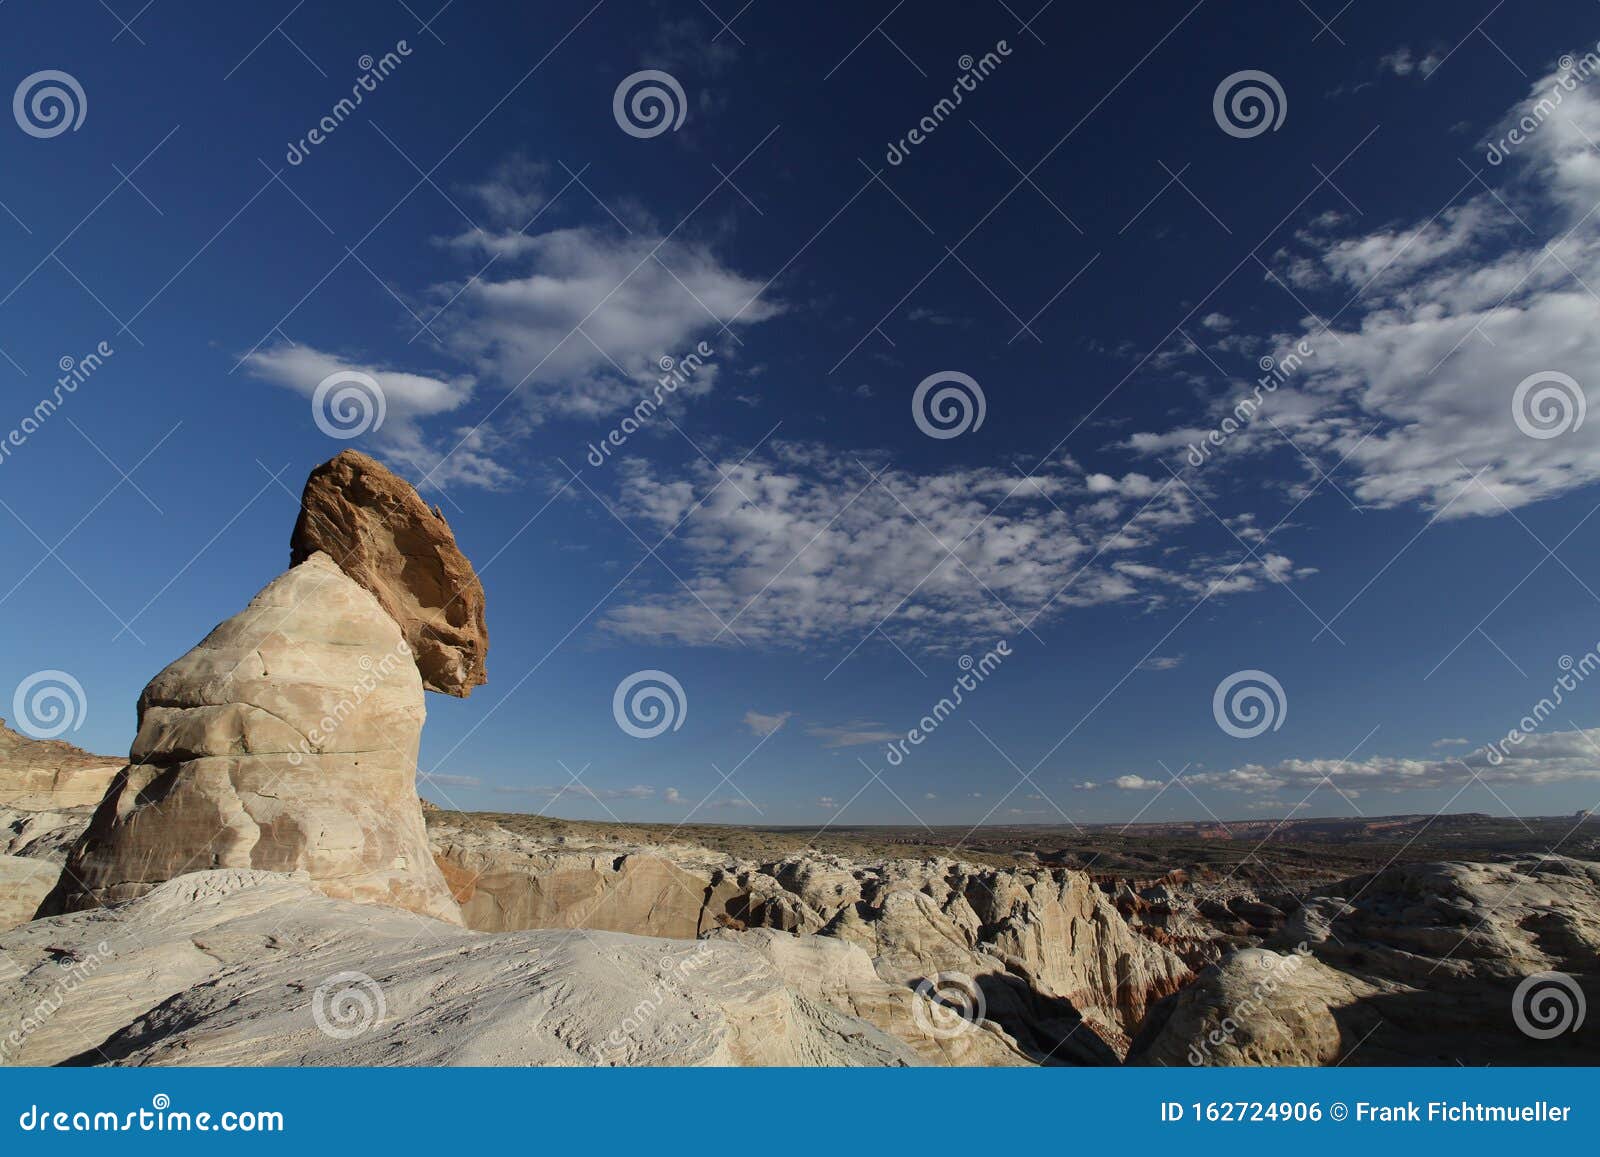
1189,727,1600,793
1126,61,1600,521
1113,774,1160,790
806,720,901,748
1379,47,1440,78
435,218,780,422
243,343,513,490
462,154,551,225
1074,781,1099,791
1141,655,1184,671
492,783,656,800
743,710,792,736
816,796,838,810
249,157,783,488
598,442,1307,649
664,787,683,804
1432,737,1470,749
422,773,482,787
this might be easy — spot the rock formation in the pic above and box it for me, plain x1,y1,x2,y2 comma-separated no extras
711,927,1036,1066
1129,856,1600,1066
0,721,121,929
0,719,120,810
0,855,59,931
437,844,715,939
1128,946,1382,1066
290,450,488,697
1289,856,1600,985
42,552,460,924
428,812,1189,1060
1,870,917,1067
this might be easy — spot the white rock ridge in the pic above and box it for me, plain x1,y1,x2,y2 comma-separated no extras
1,870,917,1067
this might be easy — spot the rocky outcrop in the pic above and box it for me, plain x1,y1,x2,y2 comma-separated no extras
1289,856,1600,984
1130,856,1600,1066
0,720,120,810
291,450,487,697
0,855,58,931
1128,947,1383,1066
427,815,1187,1060
0,870,916,1067
0,722,122,928
43,552,460,925
712,927,1035,1066
438,845,715,939
1,804,90,862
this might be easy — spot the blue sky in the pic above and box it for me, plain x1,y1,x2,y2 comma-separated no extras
6,0,1600,827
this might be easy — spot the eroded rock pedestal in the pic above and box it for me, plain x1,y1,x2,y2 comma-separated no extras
43,552,460,924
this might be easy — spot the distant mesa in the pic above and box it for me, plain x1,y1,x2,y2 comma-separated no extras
0,718,121,811
291,449,488,698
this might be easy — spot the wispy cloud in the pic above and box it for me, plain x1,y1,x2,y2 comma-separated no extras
805,720,901,748
1189,727,1600,793
1378,46,1441,79
491,783,657,800
743,709,792,736
430,161,780,423
242,344,512,490
422,773,483,788
1128,61,1600,521
600,442,1308,650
